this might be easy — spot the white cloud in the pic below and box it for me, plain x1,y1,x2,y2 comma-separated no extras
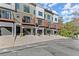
63,3,71,10
61,10,69,16
63,15,74,23
40,3,58,14
71,4,79,10
52,10,58,14
61,3,79,23
48,3,57,7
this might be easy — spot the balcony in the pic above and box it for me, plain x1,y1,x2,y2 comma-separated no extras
43,20,48,28
22,16,35,26
0,18,15,22
50,23,58,29
50,23,53,29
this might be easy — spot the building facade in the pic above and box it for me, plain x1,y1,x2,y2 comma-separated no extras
14,3,61,36
0,3,16,36
0,3,62,36
15,3,36,36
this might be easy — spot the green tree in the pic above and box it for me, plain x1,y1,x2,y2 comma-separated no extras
59,21,75,37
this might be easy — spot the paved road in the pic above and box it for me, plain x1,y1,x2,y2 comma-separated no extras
1,39,79,56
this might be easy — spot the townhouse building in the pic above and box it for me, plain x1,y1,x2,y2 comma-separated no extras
14,3,60,36
15,3,36,36
0,3,61,36
0,3,63,49
44,9,59,35
35,4,45,35
52,14,59,34
0,3,16,36
44,9,53,35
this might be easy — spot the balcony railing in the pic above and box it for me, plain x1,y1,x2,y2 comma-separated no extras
0,18,15,22
22,16,35,26
43,20,48,28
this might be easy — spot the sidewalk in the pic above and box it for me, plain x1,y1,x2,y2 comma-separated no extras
0,35,68,54
0,40,53,54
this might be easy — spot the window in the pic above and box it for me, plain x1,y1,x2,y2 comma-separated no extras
55,18,57,21
23,16,31,23
23,28,31,35
2,10,11,19
24,5,30,13
15,3,20,9
47,15,50,20
0,10,1,18
0,9,11,19
0,27,12,35
47,15,51,22
33,10,35,15
38,11,43,16
52,17,53,20
16,26,20,35
44,14,46,18
38,19,42,25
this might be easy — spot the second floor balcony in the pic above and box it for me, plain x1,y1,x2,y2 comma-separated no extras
50,23,58,29
43,20,48,28
22,16,35,26
0,9,15,22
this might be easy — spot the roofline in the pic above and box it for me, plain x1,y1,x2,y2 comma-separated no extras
22,3,59,16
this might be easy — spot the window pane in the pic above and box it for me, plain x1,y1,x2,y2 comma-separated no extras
0,27,12,35
44,14,46,18
55,18,57,21
47,15,50,19
34,10,35,15
1,10,11,19
0,10,1,18
23,16,31,23
15,3,20,9
38,19,42,25
47,15,50,22
24,5,30,13
38,11,43,16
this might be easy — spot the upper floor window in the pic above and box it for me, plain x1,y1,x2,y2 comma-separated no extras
55,18,57,21
38,19,42,25
15,3,20,9
38,11,43,16
47,15,50,20
0,10,1,18
47,15,51,22
24,5,30,13
52,17,53,20
0,9,11,19
44,14,46,18
33,10,36,15
23,16,31,23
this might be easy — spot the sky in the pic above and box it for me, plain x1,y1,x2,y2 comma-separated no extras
39,3,79,23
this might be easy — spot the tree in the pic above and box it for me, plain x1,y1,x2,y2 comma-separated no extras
59,21,75,37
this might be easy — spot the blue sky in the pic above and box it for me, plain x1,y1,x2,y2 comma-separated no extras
39,3,79,23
